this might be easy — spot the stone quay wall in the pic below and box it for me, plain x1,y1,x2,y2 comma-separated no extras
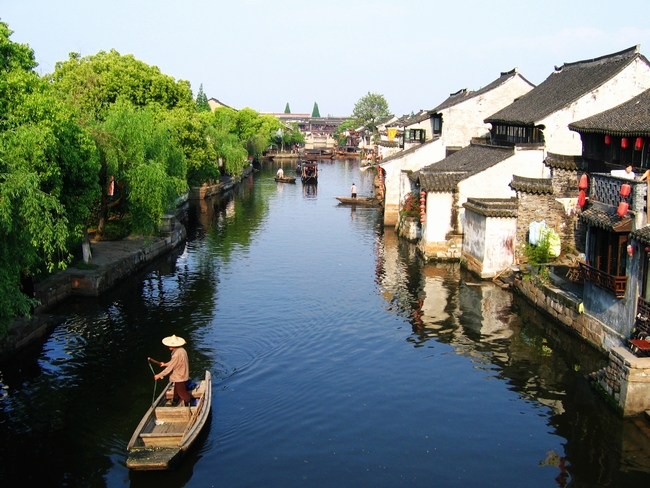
591,347,650,416
514,275,621,353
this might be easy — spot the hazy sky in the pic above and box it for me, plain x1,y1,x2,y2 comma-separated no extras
4,1,650,117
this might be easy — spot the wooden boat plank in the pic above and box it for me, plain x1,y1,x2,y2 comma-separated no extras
335,197,382,207
126,447,182,470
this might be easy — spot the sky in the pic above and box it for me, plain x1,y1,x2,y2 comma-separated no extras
4,0,650,118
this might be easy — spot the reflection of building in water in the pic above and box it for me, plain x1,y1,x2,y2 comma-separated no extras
458,281,514,341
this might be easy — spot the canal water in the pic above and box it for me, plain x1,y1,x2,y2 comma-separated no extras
1,159,650,487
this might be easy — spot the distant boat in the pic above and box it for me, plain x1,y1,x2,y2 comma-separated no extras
274,176,296,183
126,370,212,471
303,149,334,159
335,196,382,207
300,160,318,184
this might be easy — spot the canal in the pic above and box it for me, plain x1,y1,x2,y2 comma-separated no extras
1,159,650,487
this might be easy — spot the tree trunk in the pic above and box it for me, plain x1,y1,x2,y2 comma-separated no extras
82,227,92,263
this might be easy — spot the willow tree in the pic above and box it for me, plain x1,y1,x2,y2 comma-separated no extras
50,49,195,237
0,22,100,335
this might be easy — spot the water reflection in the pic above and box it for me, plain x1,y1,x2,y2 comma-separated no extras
1,160,650,486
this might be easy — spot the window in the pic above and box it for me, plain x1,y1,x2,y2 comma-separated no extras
406,129,425,143
432,115,442,135
588,227,627,276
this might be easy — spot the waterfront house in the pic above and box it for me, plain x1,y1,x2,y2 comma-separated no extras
381,69,535,227
415,46,650,264
556,88,650,415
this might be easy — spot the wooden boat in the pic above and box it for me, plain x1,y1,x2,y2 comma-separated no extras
335,196,382,207
300,160,318,184
126,370,212,470
274,176,296,183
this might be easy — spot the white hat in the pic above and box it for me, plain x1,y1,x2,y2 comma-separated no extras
162,335,186,347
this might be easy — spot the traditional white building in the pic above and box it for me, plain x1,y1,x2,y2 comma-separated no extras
415,45,650,262
380,69,535,226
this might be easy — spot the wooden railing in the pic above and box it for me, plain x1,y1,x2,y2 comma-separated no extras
580,262,627,298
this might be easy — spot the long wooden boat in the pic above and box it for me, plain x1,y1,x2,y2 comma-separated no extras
126,370,212,470
335,196,382,207
274,176,296,183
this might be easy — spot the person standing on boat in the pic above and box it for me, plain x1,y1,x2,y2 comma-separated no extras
154,335,192,406
351,183,357,198
277,167,284,178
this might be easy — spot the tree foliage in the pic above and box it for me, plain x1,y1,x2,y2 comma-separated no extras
311,101,320,118
195,84,210,112
284,102,290,114
0,22,100,334
352,92,391,133
49,49,194,121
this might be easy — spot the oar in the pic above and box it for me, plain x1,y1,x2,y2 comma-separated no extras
147,357,162,366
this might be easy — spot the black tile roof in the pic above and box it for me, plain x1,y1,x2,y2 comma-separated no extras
580,207,632,232
485,46,647,126
431,68,534,114
463,197,518,218
544,152,582,170
509,175,554,194
569,88,650,137
631,225,650,246
411,144,514,191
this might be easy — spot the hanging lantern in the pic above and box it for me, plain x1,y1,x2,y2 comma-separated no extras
578,173,589,190
636,137,644,150
622,137,629,149
420,216,426,223
419,197,425,203
420,190,426,197
617,201,629,217
620,183,632,198
578,190,586,207
605,135,611,145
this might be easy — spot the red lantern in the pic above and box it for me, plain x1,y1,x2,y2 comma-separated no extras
420,191,426,197
636,137,644,150
420,217,426,223
620,183,631,198
617,201,629,217
622,137,629,149
578,190,586,207
605,135,611,145
578,174,589,190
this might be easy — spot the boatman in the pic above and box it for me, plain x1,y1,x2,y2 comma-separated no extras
154,334,192,406
277,167,284,178
351,183,357,198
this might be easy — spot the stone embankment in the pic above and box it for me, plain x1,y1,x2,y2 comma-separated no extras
0,166,255,361
0,224,186,361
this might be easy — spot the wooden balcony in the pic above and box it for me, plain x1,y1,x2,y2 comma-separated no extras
580,262,627,298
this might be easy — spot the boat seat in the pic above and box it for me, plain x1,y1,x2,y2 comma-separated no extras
139,432,183,438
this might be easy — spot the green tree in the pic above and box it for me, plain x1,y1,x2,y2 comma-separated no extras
334,119,358,146
195,84,210,112
50,50,196,236
284,102,290,114
352,92,391,134
49,49,194,121
0,22,100,335
311,102,320,118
